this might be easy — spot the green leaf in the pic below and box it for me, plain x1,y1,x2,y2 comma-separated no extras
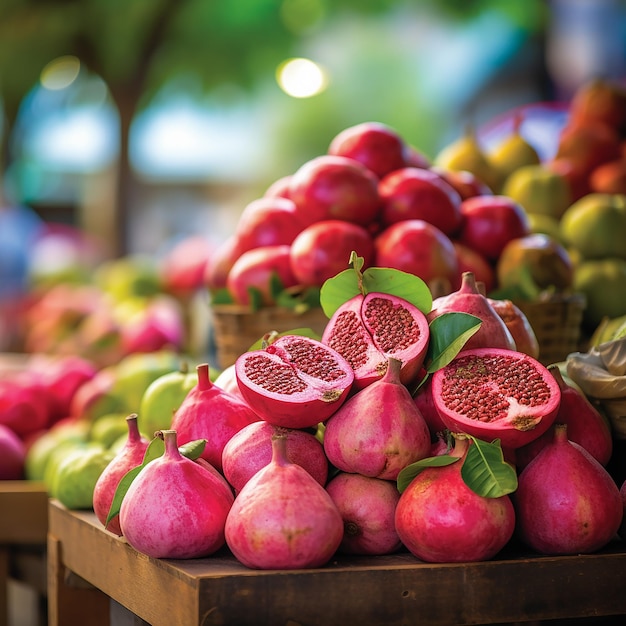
320,251,433,318
209,287,234,305
268,272,286,303
104,436,208,527
178,438,207,460
320,267,362,317
396,455,460,493
488,265,542,302
247,286,264,311
275,285,321,312
361,267,432,314
105,436,164,526
461,437,518,498
425,312,481,373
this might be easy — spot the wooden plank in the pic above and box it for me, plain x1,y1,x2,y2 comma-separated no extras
48,503,202,626
0,549,8,626
48,500,626,626
47,534,110,626
0,482,48,544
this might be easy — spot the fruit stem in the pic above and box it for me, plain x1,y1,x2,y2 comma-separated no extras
384,357,403,384
547,364,567,391
125,413,141,444
158,429,181,460
553,422,568,443
270,430,289,468
196,363,213,391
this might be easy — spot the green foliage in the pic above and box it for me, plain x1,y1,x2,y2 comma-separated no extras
397,436,518,498
425,312,481,373
462,437,518,498
320,252,432,317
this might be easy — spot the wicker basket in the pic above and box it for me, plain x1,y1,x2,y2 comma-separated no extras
514,293,586,366
211,305,329,370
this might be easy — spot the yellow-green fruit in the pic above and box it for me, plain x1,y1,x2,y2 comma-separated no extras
138,365,198,437
93,255,161,302
434,128,501,192
527,213,563,242
89,413,130,448
496,233,574,292
589,314,626,346
43,440,99,494
488,130,541,190
560,193,626,260
110,350,182,414
573,258,626,328
25,421,89,481
51,445,115,510
502,164,571,220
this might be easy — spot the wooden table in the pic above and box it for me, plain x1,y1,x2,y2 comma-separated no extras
0,481,48,626
47,499,626,626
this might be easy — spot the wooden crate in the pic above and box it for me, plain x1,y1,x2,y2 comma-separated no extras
515,293,586,365
0,481,48,626
48,500,626,626
211,304,329,369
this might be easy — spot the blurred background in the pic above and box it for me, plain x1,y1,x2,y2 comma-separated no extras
1,0,625,309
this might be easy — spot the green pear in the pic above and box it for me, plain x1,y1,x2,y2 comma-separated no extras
488,124,540,189
434,126,502,192
138,362,198,437
51,445,116,510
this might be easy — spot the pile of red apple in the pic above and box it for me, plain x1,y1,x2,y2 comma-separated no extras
205,121,531,306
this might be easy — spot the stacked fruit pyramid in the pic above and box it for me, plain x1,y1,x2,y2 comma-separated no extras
206,78,626,369
3,78,626,572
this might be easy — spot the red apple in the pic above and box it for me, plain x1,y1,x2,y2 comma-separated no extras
235,196,307,253
263,175,292,199
0,372,51,439
118,296,185,356
28,354,98,424
327,121,409,178
378,167,463,236
226,245,298,306
430,166,493,200
288,155,381,226
452,241,496,293
405,145,432,169
159,236,214,297
374,219,459,294
204,236,245,291
289,220,375,287
458,195,530,262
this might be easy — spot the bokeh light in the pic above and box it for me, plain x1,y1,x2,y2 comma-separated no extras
276,57,328,98
40,56,81,91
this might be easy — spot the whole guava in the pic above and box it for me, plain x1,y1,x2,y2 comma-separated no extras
560,193,626,260
89,413,131,448
51,445,115,510
573,258,626,329
138,365,198,437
